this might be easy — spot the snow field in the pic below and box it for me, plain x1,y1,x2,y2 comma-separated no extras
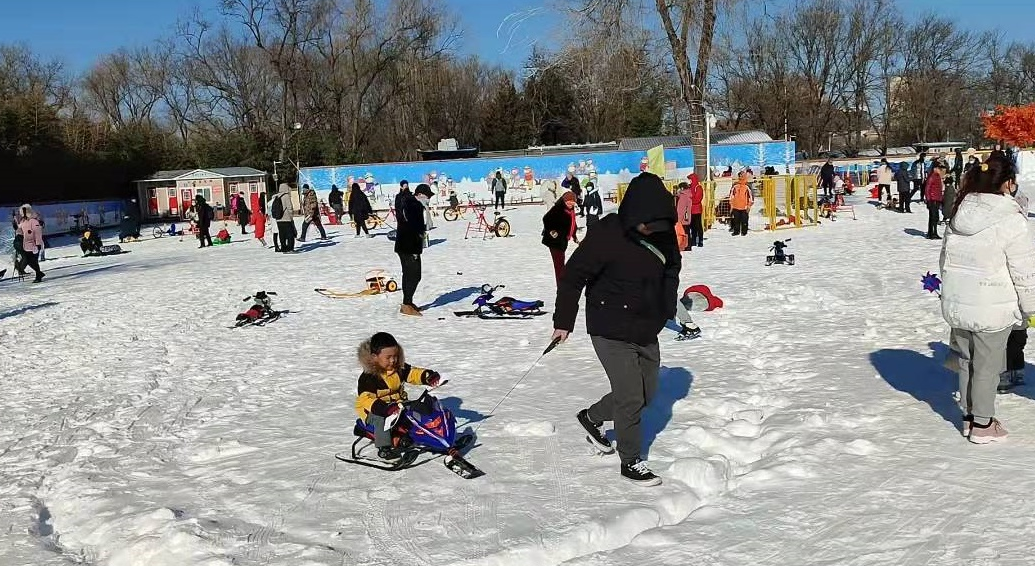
1,190,1034,565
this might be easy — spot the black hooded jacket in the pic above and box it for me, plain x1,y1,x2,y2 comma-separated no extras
329,186,343,206
553,173,681,345
348,186,372,219
394,190,427,255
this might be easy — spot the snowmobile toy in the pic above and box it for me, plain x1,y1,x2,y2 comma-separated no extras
454,284,547,319
766,239,795,266
338,390,482,479
234,291,286,327
315,269,399,298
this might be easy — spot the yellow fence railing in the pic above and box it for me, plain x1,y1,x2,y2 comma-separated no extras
616,174,820,233
760,175,820,230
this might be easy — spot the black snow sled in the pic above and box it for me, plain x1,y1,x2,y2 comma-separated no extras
765,239,795,266
232,291,289,328
454,284,547,319
336,391,482,479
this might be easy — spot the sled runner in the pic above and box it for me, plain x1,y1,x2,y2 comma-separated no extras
232,291,288,328
454,284,546,319
766,239,795,266
336,390,483,479
315,269,399,298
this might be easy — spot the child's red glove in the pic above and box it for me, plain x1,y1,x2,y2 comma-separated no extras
384,403,401,416
425,370,441,387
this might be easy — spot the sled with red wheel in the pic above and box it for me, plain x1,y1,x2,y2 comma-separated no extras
315,269,400,298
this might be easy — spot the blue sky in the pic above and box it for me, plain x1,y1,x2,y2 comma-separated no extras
1,0,1033,72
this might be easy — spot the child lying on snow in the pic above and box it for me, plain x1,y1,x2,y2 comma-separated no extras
356,332,441,461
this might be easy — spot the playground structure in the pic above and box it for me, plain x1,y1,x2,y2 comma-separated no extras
616,174,820,233
758,176,821,230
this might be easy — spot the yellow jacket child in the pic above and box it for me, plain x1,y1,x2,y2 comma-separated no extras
355,333,440,461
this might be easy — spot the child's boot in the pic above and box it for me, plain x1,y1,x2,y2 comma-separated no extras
377,445,403,462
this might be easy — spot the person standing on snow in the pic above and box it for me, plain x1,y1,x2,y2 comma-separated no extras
895,162,913,213
876,159,894,202
349,182,373,238
688,173,705,249
924,165,945,239
582,181,603,226
298,184,327,242
952,148,964,190
415,183,435,234
236,192,251,235
328,184,345,222
562,172,584,217
819,159,835,198
552,172,681,486
911,153,929,204
492,171,508,211
194,194,214,248
728,172,753,236
940,155,1035,444
542,191,579,286
395,183,428,317
15,205,45,282
272,183,296,252
394,180,411,215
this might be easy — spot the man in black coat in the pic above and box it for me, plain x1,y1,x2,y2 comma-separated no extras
552,172,681,487
395,183,428,316
328,184,345,221
194,194,214,248
348,182,373,237
819,159,835,198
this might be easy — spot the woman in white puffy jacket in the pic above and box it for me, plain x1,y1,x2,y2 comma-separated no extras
940,156,1035,444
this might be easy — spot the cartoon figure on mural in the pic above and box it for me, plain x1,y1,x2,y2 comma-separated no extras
522,166,534,189
639,156,649,172
55,209,69,229
363,173,378,197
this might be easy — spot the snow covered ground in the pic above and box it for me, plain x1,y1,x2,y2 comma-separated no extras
2,193,1035,566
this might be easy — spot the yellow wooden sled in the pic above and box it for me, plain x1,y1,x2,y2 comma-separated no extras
315,269,399,298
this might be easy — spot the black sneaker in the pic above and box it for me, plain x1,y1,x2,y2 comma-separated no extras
577,409,614,453
621,459,661,486
377,446,403,462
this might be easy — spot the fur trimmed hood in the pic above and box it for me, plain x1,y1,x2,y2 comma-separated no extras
357,339,405,375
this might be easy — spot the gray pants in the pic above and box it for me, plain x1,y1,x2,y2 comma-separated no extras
366,414,393,448
950,327,1011,420
587,336,661,464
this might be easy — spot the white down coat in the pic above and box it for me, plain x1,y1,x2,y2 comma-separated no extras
876,164,894,185
940,192,1035,332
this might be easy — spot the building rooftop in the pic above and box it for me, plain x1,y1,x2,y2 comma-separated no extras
137,167,267,182
711,130,775,145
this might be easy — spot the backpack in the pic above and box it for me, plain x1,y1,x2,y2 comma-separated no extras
271,195,284,220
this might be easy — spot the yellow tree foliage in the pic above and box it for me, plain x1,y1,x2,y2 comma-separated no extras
984,104,1035,147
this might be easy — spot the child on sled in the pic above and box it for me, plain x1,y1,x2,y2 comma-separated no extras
356,332,441,461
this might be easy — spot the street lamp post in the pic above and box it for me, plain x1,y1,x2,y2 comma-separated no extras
275,122,303,184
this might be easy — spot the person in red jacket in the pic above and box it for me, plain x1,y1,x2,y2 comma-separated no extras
925,165,945,240
688,173,704,248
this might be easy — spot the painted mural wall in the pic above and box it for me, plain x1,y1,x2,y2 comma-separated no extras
299,141,795,209
1,200,125,239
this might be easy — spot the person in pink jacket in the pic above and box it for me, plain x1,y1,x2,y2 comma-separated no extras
676,174,705,250
675,181,693,250
16,204,45,282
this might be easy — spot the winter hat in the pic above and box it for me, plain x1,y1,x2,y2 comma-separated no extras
400,180,410,188
585,182,596,193
414,184,433,198
369,332,400,354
